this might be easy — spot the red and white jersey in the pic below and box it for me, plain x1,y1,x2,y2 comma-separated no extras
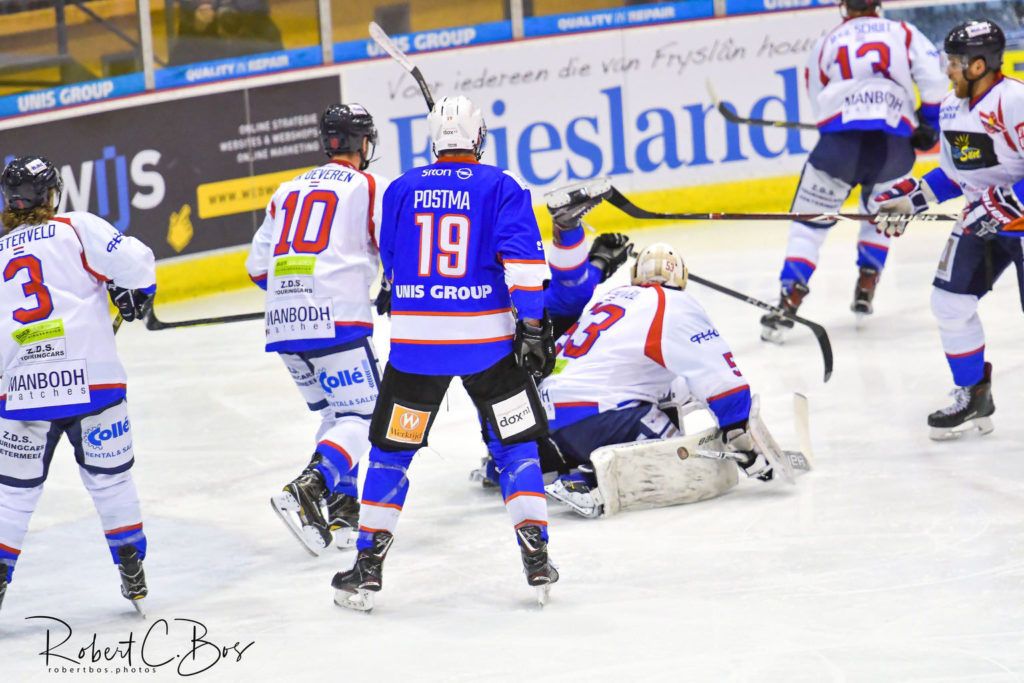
807,16,946,135
245,160,388,353
936,76,1024,202
540,285,748,421
0,211,156,421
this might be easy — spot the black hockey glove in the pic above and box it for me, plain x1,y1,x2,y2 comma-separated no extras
107,284,153,322
374,277,392,317
724,424,773,482
910,121,939,151
514,316,556,379
589,233,632,282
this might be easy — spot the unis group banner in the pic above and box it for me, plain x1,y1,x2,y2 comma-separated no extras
0,76,340,260
342,9,836,198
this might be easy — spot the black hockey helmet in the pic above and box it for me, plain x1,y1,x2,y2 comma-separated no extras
841,0,881,13
945,20,1005,72
319,103,378,170
1,156,62,211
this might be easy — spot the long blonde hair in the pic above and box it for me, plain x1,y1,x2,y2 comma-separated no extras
2,206,55,233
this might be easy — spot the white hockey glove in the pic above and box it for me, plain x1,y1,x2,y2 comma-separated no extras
724,426,773,482
870,177,936,237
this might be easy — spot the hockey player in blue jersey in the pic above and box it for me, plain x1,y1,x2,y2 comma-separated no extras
331,96,559,610
760,0,947,341
469,179,633,488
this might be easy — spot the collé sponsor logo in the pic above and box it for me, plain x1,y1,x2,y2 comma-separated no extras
319,367,366,393
87,418,130,447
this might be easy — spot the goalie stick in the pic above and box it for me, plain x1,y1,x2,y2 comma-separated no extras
605,185,956,224
368,22,435,111
706,80,817,131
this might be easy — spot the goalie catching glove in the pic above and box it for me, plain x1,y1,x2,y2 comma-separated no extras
723,423,773,482
871,177,936,237
107,284,153,322
514,316,556,378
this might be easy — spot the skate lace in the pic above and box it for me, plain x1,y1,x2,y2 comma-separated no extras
939,386,971,415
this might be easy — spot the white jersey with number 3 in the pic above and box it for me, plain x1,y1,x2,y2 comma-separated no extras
246,160,389,353
540,285,748,420
807,16,946,134
0,211,156,421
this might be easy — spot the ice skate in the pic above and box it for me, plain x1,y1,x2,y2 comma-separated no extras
516,525,558,606
0,572,8,614
271,470,332,556
117,545,148,616
760,283,808,344
332,531,393,612
928,362,995,441
851,266,879,323
545,177,612,229
468,454,500,489
326,492,359,550
544,472,603,518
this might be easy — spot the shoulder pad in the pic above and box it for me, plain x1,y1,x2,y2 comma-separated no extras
502,169,528,190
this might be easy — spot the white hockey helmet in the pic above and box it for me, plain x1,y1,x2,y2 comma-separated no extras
631,242,688,290
428,95,487,160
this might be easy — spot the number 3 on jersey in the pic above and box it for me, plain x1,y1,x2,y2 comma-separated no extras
416,213,470,278
4,254,54,324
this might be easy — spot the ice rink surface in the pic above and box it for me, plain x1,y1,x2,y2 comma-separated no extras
1,218,1022,682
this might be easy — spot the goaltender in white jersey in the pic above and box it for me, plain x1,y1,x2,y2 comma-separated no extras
0,156,156,614
246,104,389,555
539,243,797,518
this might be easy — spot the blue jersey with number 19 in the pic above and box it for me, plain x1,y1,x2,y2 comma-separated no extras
380,157,549,376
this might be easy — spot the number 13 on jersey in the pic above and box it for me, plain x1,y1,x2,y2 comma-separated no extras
416,213,470,278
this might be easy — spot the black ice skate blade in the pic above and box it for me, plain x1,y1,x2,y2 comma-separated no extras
270,496,326,557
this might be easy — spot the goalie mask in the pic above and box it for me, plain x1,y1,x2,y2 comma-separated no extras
1,156,63,211
631,242,688,290
428,96,487,160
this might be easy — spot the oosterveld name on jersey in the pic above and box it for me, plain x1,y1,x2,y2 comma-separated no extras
387,69,807,188
87,418,131,447
4,360,90,411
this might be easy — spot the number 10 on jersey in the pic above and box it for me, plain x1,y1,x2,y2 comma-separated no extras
416,213,470,278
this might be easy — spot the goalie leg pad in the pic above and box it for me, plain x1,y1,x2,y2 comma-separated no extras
590,428,738,516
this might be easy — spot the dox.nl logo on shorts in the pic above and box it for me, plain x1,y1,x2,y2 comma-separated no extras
87,418,130,447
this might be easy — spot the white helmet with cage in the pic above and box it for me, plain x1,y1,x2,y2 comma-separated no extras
427,95,487,159
631,242,688,290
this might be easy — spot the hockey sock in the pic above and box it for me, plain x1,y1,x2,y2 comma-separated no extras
492,441,549,543
315,418,371,497
549,224,588,281
314,441,358,497
779,221,828,293
856,224,890,271
932,289,986,386
0,483,44,583
356,447,414,550
80,469,146,563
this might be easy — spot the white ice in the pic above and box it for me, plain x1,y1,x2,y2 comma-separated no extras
2,218,1023,682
